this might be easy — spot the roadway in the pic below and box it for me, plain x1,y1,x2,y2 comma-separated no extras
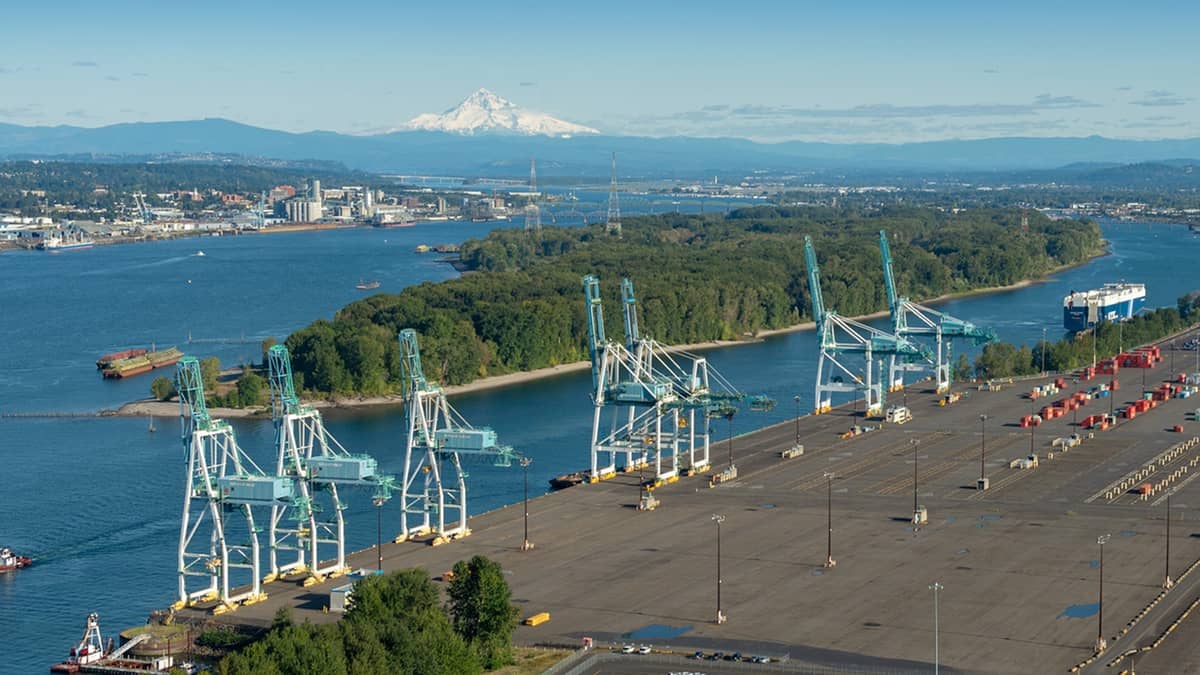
184,330,1200,674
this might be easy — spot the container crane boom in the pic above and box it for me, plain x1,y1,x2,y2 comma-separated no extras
878,229,997,393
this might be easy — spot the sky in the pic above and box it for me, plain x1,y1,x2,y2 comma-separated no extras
1,0,1197,143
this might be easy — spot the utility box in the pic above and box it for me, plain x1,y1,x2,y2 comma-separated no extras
913,505,928,525
977,477,989,491
638,493,660,511
308,456,378,481
780,445,804,459
330,583,354,613
217,475,293,505
885,406,912,424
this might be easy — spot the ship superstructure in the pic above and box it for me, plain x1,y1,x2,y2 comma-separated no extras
1063,283,1146,331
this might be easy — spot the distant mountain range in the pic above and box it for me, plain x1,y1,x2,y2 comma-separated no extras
3,114,1200,178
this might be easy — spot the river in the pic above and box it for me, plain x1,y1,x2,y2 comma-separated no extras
0,216,1195,671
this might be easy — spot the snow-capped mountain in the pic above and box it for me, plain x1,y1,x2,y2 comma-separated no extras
397,88,600,138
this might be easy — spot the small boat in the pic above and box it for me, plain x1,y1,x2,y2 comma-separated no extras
548,471,589,490
0,547,32,572
195,250,206,257
356,279,381,290
51,612,107,673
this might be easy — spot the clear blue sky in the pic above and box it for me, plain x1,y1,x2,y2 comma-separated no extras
1,0,1196,142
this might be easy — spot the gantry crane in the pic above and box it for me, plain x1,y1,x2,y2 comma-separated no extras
879,230,996,394
173,356,293,612
396,329,516,544
804,236,930,417
265,344,392,586
585,275,773,483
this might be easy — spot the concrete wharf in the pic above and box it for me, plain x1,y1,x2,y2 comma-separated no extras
181,330,1200,674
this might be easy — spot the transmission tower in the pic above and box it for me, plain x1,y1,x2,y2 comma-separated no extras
524,158,541,232
265,345,392,586
173,357,293,612
606,152,621,236
397,329,517,544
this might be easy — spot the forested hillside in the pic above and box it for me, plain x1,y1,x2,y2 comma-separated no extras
285,206,1103,396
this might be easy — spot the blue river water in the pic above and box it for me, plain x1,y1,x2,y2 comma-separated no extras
0,216,1195,671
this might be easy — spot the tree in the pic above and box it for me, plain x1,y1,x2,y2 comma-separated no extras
261,336,277,365
954,353,973,382
237,371,266,408
200,356,221,394
446,555,519,669
150,376,175,401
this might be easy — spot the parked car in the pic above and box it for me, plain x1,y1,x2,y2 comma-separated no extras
691,651,705,660
621,644,635,654
638,645,652,655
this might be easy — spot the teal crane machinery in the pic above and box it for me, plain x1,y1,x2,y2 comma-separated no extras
396,329,517,544
172,356,294,613
584,275,773,484
265,344,392,586
804,235,930,417
878,230,996,394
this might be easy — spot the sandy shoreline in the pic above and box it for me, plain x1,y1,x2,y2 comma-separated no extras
113,251,1098,420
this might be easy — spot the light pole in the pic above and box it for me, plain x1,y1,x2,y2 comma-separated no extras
978,414,988,490
712,514,726,624
372,495,385,572
930,581,943,675
911,438,921,527
1164,489,1174,589
1041,327,1047,376
794,395,802,446
725,411,735,470
824,471,836,568
520,456,533,551
1097,534,1111,653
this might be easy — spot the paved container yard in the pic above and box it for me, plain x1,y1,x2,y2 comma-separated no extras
185,332,1200,674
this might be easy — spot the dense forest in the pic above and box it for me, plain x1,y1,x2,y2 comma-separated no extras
284,206,1103,396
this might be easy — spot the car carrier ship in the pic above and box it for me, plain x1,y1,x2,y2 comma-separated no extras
1063,283,1146,332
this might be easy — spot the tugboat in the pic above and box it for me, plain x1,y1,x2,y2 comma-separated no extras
51,612,108,673
0,546,31,572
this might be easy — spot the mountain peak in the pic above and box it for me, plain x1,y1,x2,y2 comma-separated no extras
397,89,599,138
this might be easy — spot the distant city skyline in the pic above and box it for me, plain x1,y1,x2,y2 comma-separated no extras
1,0,1197,143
